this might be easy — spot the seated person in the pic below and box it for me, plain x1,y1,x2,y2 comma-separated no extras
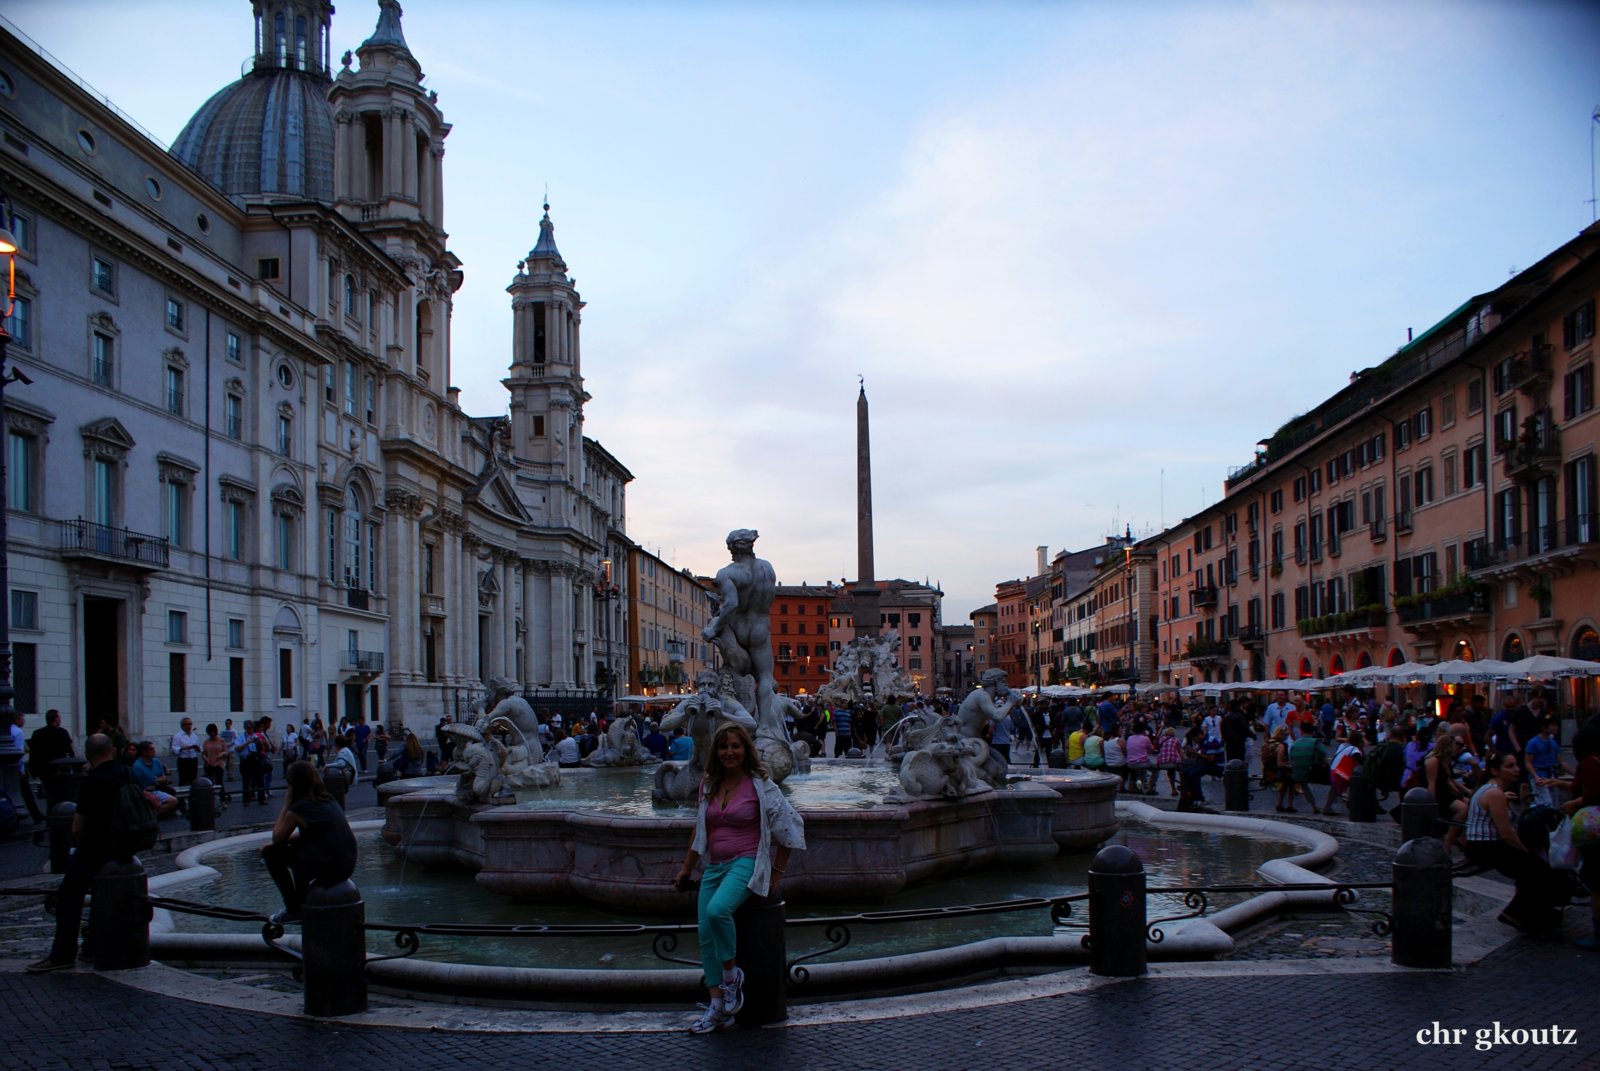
668,727,694,762
1462,751,1569,937
130,740,180,816
550,729,582,768
642,721,670,760
261,761,358,926
1178,728,1225,811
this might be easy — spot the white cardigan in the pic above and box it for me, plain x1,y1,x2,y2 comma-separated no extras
691,776,807,897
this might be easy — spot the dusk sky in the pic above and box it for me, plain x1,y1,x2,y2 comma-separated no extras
8,0,1599,620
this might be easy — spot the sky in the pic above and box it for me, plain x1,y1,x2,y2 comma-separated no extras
7,0,1600,621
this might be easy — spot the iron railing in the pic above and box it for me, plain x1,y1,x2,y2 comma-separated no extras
57,519,169,567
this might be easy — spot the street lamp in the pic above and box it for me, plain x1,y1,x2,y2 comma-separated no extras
1031,605,1042,696
0,205,25,801
1124,531,1136,694
594,556,620,711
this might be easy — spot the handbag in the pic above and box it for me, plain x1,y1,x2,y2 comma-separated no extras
1548,814,1580,870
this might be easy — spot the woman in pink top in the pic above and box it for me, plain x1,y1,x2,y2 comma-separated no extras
674,722,805,1034
1124,723,1155,794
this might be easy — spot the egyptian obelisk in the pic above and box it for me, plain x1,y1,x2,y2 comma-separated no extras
853,382,881,639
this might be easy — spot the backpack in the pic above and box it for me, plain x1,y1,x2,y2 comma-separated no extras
111,781,160,854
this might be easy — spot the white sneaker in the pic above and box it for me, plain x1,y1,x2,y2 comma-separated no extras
719,966,745,1016
688,1002,732,1034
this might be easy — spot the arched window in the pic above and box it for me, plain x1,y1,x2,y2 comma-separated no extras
1356,650,1374,669
295,15,308,67
274,13,286,64
1502,633,1526,661
1572,626,1599,662
1275,659,1288,679
344,487,363,589
344,274,358,318
1298,656,1312,679
1387,647,1406,667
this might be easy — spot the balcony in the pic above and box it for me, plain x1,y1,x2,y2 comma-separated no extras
57,520,169,570
1507,345,1552,395
1469,513,1600,580
341,649,385,676
1397,587,1489,628
1504,425,1561,482
1394,510,1414,535
1238,624,1265,647
1192,586,1218,609
1297,606,1387,641
1183,637,1231,663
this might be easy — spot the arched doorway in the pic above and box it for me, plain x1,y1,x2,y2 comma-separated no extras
1453,639,1476,661
1329,654,1346,675
1232,664,1243,683
1502,633,1526,661
1298,656,1313,679
1357,650,1374,669
1573,625,1600,662
1387,647,1406,667
1275,659,1288,679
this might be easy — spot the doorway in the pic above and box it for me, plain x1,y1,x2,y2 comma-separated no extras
82,596,123,732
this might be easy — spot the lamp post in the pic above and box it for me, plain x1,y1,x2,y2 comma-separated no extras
1124,531,1136,695
0,208,24,800
1031,606,1042,696
594,556,620,712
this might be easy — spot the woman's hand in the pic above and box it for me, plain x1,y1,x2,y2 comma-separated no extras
673,867,695,893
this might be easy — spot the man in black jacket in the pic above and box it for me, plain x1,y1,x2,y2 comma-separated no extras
28,734,133,972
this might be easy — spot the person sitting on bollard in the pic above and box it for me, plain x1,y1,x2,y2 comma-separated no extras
27,734,133,973
261,761,358,927
1423,732,1472,850
1462,751,1567,938
673,722,806,1035
129,741,181,818
1178,726,1224,811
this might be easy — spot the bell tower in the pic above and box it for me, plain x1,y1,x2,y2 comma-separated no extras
505,203,586,487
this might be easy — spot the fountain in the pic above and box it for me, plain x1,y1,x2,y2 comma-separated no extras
382,529,1121,910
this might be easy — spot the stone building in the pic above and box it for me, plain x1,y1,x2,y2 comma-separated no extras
771,584,834,697
0,1,633,741
1148,221,1600,711
627,546,711,695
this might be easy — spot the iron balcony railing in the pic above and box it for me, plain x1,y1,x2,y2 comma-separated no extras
1397,588,1489,625
57,519,169,568
342,650,385,674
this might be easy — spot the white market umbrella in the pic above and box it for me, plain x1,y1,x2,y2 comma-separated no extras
1502,655,1600,680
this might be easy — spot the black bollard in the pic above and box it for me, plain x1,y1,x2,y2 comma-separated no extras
187,776,216,832
47,802,76,874
90,859,151,971
373,761,398,788
1391,836,1452,968
1048,748,1068,769
733,891,789,1026
1348,762,1377,823
1223,758,1249,812
1087,844,1146,977
302,879,367,1016
1400,787,1436,842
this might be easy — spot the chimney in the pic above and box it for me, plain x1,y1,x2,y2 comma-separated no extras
1036,545,1048,576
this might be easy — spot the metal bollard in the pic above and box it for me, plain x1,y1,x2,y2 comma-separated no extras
90,859,151,971
1400,787,1436,842
187,776,216,832
373,761,398,788
301,879,367,1016
1087,844,1146,977
1048,748,1068,769
1347,762,1377,823
48,802,77,874
733,891,789,1026
1391,836,1452,968
1223,758,1249,811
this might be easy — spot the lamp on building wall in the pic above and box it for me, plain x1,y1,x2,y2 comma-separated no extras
0,202,27,800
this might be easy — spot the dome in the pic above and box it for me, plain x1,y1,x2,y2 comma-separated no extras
171,68,335,202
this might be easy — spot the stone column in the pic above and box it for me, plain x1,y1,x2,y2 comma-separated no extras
502,555,516,683
400,113,417,202
385,108,403,197
549,568,572,688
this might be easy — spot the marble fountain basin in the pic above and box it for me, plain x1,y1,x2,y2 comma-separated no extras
380,764,1121,910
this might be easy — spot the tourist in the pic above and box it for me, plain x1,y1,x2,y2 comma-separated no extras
374,723,391,764
260,761,359,927
1124,722,1154,793
551,729,582,768
325,734,361,790
1461,752,1565,937
642,721,670,760
1081,724,1104,770
1424,733,1471,848
393,730,425,777
1155,726,1183,796
27,734,132,973
1065,721,1087,768
256,716,280,802
1324,730,1364,816
1178,726,1224,811
1524,719,1567,808
169,717,203,788
1546,724,1600,949
673,722,805,1034
352,719,372,772
130,741,180,817
1102,727,1127,788
668,726,694,762
831,704,852,758
201,723,231,807
1288,727,1330,813
27,710,74,798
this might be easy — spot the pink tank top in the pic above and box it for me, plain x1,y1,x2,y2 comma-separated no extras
706,776,762,864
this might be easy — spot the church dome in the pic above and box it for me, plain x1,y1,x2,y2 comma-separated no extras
171,68,335,202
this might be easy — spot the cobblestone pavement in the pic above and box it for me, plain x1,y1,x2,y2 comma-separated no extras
3,763,1597,1070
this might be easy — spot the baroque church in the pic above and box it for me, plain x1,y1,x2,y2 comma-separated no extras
0,0,632,744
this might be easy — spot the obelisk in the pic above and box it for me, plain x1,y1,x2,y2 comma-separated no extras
853,382,880,639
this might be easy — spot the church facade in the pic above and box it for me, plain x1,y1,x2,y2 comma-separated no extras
0,0,631,743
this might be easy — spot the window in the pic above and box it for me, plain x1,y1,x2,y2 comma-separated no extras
1269,592,1286,630
1395,420,1410,451
257,258,281,280
224,499,245,560
11,590,38,630
1564,364,1594,420
1494,407,1517,451
224,393,243,439
1415,465,1434,506
364,375,375,424
7,210,32,255
226,330,243,364
4,295,30,348
165,296,185,333
1270,528,1283,566
1269,489,1282,514
92,457,117,526
1308,469,1320,495
344,274,358,319
323,365,335,404
277,413,292,456
1293,476,1306,503
1564,299,1595,351
532,415,546,437
1443,453,1457,497
1567,456,1597,544
1464,443,1487,488
167,609,188,644
90,255,116,296
227,618,245,649
423,543,436,593
1441,391,1455,428
1467,378,1485,415
1415,406,1432,440
278,648,294,700
163,477,189,548
343,361,357,416
169,652,187,712
166,365,185,415
1495,487,1520,547
276,512,295,570
7,428,38,513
